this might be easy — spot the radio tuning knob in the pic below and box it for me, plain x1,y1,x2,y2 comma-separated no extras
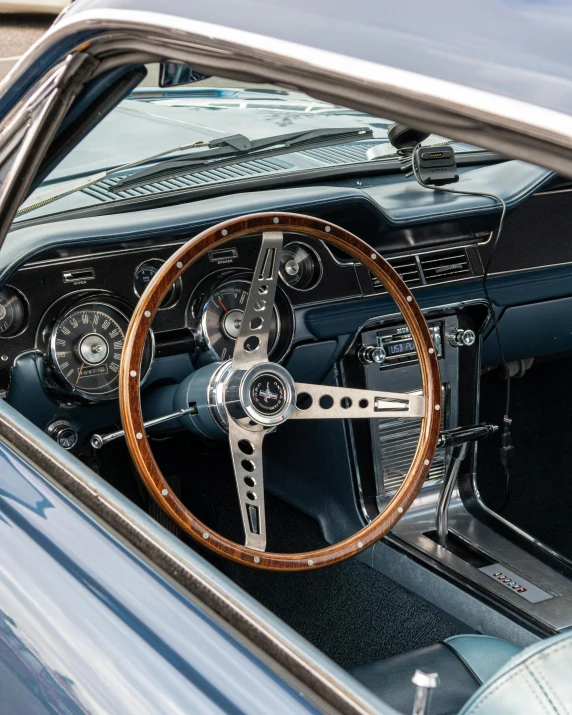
448,329,476,348
358,345,387,365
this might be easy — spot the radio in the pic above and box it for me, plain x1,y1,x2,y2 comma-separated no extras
359,323,443,367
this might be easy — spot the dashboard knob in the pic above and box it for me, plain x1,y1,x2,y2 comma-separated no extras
46,420,78,450
358,345,387,365
448,328,476,348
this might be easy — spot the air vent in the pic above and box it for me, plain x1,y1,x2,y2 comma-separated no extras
419,248,471,283
370,255,422,292
376,389,446,494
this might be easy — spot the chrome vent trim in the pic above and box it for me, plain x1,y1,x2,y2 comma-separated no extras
370,255,422,292
370,246,473,293
82,157,294,201
419,247,471,282
377,388,446,494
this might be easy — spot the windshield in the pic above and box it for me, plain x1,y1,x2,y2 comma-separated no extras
22,64,483,219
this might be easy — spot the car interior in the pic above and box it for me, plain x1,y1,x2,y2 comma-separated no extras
3,59,572,714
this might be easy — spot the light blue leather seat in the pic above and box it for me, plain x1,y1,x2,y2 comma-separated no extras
459,630,572,714
352,631,572,714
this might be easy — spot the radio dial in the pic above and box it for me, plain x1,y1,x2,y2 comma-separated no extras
358,345,387,365
448,329,476,348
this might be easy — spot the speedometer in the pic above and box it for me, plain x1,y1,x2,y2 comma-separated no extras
50,302,153,401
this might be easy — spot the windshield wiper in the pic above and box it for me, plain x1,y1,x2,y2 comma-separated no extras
113,127,374,191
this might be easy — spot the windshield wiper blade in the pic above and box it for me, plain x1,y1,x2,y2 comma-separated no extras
113,127,374,190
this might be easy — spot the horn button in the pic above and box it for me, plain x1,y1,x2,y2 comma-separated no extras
224,363,296,426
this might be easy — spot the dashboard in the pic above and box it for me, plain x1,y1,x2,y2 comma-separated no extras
0,233,362,406
2,158,572,454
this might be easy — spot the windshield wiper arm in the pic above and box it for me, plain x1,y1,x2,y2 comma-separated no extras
113,127,374,190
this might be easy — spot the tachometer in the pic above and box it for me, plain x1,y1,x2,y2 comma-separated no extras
201,279,280,361
50,302,153,400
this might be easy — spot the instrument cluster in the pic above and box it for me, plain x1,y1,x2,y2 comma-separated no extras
0,232,362,403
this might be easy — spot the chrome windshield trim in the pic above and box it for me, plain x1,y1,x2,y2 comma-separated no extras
3,9,572,177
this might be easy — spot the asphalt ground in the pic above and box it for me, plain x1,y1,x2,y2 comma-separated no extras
0,14,54,80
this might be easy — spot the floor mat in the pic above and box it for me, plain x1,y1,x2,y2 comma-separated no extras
478,355,572,560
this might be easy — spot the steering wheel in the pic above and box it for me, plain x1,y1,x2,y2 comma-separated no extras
119,213,441,570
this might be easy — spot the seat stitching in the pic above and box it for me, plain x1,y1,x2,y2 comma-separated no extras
528,663,569,715
461,640,572,713
462,657,554,713
523,668,555,715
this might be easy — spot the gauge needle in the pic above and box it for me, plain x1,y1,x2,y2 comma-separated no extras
218,298,228,312
77,362,85,384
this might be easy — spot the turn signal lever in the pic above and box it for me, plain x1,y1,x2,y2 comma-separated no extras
435,423,498,547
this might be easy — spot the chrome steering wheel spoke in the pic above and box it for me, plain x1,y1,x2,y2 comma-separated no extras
291,383,426,419
228,419,267,551
232,231,283,370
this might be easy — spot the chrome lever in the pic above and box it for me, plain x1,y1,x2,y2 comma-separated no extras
90,407,195,449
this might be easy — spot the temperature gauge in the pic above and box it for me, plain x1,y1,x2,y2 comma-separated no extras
133,259,181,308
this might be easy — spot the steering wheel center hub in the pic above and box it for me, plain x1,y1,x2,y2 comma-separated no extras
250,373,287,416
222,362,296,427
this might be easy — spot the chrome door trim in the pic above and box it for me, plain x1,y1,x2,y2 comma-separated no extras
0,397,388,715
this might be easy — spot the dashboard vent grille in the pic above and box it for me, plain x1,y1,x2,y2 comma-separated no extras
370,255,422,292
82,157,294,201
376,389,446,494
419,248,471,283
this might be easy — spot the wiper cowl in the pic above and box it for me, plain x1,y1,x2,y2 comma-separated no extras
113,127,374,191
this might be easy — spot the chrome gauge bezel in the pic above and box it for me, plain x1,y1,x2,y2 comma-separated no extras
0,285,30,339
48,299,154,402
200,277,282,362
187,271,295,366
278,240,323,292
133,258,182,310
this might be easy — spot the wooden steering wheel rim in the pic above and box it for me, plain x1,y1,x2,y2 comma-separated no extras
119,212,441,570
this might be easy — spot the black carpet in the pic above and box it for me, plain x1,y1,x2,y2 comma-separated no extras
225,496,461,669
478,355,572,560
114,431,461,670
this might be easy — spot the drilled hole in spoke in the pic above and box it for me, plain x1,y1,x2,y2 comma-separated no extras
244,336,260,352
258,285,268,295
250,316,263,330
341,397,352,409
241,459,255,472
246,491,257,501
238,439,254,455
244,476,256,487
319,395,334,409
253,300,266,311
296,392,313,410
359,398,369,409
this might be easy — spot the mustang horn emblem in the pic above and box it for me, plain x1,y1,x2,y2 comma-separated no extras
259,383,278,402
